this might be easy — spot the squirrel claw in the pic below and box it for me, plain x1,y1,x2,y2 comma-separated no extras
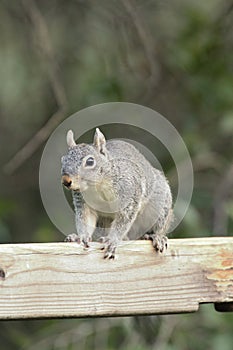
100,237,117,259
143,233,168,253
64,233,79,243
64,234,91,248
104,246,116,259
81,237,91,248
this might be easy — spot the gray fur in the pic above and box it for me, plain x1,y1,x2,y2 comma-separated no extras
61,128,173,258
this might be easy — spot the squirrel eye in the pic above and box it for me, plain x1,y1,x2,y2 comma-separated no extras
85,156,95,167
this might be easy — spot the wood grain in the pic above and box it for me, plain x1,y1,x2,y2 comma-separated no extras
0,237,232,319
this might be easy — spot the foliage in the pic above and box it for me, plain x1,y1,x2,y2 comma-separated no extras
0,0,232,349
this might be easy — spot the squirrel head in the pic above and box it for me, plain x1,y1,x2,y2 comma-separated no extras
61,128,109,192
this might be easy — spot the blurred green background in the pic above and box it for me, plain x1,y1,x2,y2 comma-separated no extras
0,0,233,349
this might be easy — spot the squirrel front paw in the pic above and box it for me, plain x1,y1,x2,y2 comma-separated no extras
64,234,91,248
143,233,168,253
100,237,117,259
64,233,79,243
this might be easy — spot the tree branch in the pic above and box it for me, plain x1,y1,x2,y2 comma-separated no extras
4,0,68,174
121,0,160,85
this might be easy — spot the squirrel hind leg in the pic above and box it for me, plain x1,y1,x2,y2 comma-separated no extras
141,207,173,252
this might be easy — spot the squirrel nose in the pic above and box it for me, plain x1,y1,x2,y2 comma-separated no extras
62,175,72,188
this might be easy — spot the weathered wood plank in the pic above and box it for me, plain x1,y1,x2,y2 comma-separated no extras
0,237,232,319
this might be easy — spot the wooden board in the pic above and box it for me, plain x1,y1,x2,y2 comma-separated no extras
0,237,232,319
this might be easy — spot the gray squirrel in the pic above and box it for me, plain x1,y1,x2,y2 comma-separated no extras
61,128,173,259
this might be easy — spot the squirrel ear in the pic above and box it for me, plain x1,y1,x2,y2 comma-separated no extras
66,130,76,148
93,128,107,156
